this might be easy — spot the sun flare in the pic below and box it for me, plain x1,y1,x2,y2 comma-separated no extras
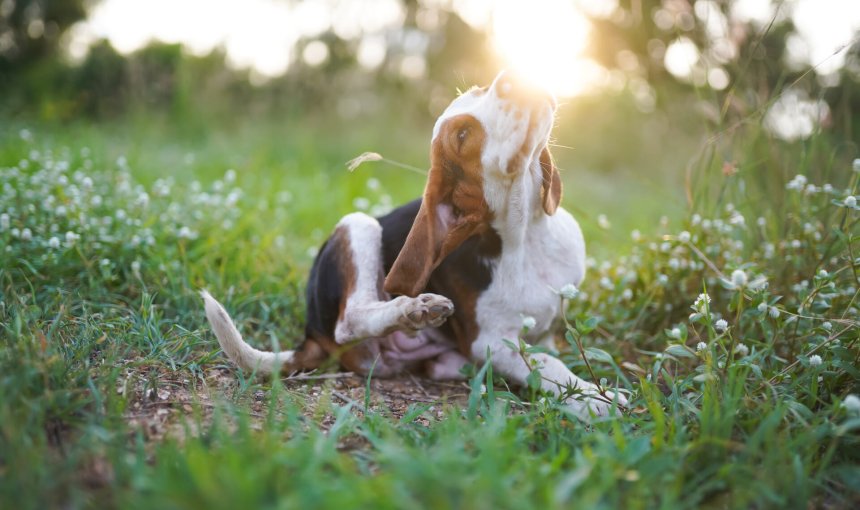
491,0,597,98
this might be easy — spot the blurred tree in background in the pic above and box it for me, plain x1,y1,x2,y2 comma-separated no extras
0,0,857,146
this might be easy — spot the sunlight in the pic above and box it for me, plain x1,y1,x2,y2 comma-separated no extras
490,0,598,98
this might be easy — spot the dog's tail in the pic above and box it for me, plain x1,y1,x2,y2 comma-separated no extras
200,290,295,374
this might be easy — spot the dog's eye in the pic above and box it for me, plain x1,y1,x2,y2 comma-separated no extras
451,205,463,218
457,128,468,146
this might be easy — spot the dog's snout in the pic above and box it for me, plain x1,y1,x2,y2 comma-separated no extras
492,70,557,110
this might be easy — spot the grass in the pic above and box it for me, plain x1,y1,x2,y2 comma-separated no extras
0,109,858,509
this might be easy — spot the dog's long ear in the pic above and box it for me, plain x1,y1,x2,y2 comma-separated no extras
384,156,487,297
384,166,450,297
540,146,562,215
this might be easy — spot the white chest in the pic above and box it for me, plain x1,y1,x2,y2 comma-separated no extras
475,208,586,338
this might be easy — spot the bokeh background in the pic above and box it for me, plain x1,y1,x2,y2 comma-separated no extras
2,0,859,259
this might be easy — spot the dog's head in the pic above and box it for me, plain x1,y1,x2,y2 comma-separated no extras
384,70,560,297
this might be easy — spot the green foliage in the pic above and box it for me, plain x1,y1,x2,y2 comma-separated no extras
0,114,858,510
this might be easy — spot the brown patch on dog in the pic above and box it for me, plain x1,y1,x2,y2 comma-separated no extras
385,114,492,297
330,227,356,324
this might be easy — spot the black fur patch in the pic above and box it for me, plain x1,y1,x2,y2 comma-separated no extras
305,198,500,341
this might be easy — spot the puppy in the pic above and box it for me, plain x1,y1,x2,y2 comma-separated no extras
203,71,626,417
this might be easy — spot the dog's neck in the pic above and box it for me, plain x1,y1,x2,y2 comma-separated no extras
486,157,548,250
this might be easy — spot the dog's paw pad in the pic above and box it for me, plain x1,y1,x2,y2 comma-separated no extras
401,294,454,329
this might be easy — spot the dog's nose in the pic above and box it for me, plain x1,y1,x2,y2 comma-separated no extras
492,70,557,110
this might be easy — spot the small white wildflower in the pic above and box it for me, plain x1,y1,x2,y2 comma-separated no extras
521,316,536,330
678,231,691,243
177,226,194,239
845,195,857,207
131,260,141,273
691,213,702,225
225,169,237,183
21,228,32,241
734,343,749,356
0,213,9,231
100,258,111,268
48,236,60,249
715,319,728,332
597,214,610,229
19,128,32,141
668,327,682,339
822,321,832,331
694,293,711,310
660,242,671,252
631,229,641,242
730,269,747,288
657,274,669,285
757,302,768,313
696,342,708,352
64,231,79,245
818,269,829,278
600,277,613,290
808,354,822,367
91,195,103,207
621,288,633,301
843,394,860,413
853,159,860,173
559,283,579,300
669,258,680,270
757,217,766,227
353,197,370,210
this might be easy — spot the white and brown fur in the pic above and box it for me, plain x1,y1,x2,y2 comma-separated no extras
202,71,627,417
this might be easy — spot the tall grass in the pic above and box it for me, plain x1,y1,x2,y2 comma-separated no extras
0,110,858,509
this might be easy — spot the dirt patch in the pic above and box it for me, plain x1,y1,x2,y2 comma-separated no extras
118,365,473,444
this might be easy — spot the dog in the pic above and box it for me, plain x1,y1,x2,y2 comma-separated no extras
202,70,627,417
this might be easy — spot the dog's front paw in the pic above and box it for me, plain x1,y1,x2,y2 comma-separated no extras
563,387,627,420
400,293,454,330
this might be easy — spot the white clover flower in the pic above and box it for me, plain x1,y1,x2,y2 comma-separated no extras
21,228,32,241
696,342,708,352
668,327,682,339
600,277,613,290
353,197,370,210
521,316,536,330
691,213,701,225
715,319,728,332
0,213,9,231
734,343,749,356
91,195,103,207
631,229,641,242
726,269,747,289
808,354,822,367
597,214,610,229
660,242,671,252
844,394,860,413
657,274,669,285
48,236,60,249
621,288,633,301
845,196,857,207
694,293,711,310
757,302,768,313
225,169,237,183
822,321,832,332
678,231,691,243
559,283,579,300
669,258,680,270
64,231,79,245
